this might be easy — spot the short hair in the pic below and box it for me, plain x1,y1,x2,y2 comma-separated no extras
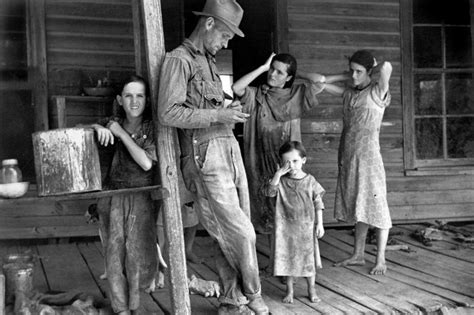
279,141,307,159
348,50,376,72
272,53,297,88
121,75,148,95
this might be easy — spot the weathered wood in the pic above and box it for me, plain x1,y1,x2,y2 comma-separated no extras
49,95,114,129
131,0,142,75
274,0,289,52
27,0,49,131
46,17,133,36
319,235,472,311
141,0,191,314
0,185,167,204
289,14,400,33
32,128,102,196
326,231,474,296
46,2,132,19
288,0,400,18
400,0,415,170
0,226,99,240
289,31,400,48
47,33,134,52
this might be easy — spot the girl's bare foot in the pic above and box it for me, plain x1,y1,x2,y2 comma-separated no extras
117,311,131,315
308,285,321,303
370,260,387,275
283,276,294,303
282,293,293,304
333,255,365,267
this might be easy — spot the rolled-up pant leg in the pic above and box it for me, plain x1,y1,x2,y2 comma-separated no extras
192,137,261,306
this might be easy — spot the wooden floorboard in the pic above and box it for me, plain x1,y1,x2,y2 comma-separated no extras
1,224,473,314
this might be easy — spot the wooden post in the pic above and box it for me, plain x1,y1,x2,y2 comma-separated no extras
131,0,143,76
140,1,191,314
27,0,49,131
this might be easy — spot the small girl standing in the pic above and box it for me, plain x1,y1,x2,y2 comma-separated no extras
263,141,325,304
92,75,157,315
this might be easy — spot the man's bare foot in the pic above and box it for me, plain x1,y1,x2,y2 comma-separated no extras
370,261,387,275
333,255,365,267
308,286,321,303
186,252,203,264
282,293,293,304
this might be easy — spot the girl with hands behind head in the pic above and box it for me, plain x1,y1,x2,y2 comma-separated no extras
262,141,325,304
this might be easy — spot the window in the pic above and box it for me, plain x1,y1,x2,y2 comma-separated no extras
401,0,474,171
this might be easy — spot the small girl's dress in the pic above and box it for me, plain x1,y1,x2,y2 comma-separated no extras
263,174,325,277
96,117,158,313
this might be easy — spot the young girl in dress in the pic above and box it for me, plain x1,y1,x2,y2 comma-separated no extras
262,141,325,304
92,75,158,315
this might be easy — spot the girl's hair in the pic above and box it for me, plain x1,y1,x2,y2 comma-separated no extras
116,74,152,119
279,141,307,159
348,50,376,72
120,74,149,94
272,53,297,88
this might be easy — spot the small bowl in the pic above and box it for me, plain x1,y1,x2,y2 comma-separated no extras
83,87,115,97
0,182,29,198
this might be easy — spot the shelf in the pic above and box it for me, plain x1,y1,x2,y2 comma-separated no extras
0,184,168,206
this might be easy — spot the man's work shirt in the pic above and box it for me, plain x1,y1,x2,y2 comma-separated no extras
157,39,234,192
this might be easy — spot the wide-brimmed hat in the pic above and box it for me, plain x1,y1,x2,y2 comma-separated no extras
193,0,245,37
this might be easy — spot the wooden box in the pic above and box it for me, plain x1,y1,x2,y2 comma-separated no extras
32,128,102,196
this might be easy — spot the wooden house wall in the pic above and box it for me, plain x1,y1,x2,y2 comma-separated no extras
284,0,474,225
0,0,185,240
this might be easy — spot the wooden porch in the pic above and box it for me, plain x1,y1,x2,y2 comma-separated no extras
1,223,473,314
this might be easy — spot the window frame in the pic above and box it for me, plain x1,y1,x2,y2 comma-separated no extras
401,0,474,173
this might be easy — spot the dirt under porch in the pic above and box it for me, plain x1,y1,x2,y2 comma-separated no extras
1,222,473,315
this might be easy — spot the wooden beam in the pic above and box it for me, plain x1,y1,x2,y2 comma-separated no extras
131,0,143,75
27,0,49,131
140,1,191,314
274,0,289,53
400,0,415,170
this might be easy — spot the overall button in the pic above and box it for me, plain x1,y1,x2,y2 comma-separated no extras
193,139,198,144
195,155,199,160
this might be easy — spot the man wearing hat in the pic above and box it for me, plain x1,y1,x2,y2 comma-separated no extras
157,0,269,314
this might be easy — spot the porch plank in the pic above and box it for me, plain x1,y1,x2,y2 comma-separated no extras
256,237,382,314
77,242,165,315
318,238,456,313
322,234,474,308
256,237,378,315
392,225,474,263
327,229,474,294
36,243,103,299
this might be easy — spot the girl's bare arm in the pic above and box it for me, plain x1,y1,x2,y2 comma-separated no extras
232,53,275,97
108,121,153,171
375,61,392,98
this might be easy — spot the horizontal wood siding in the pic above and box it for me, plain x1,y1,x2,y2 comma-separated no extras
45,0,136,97
285,0,474,224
